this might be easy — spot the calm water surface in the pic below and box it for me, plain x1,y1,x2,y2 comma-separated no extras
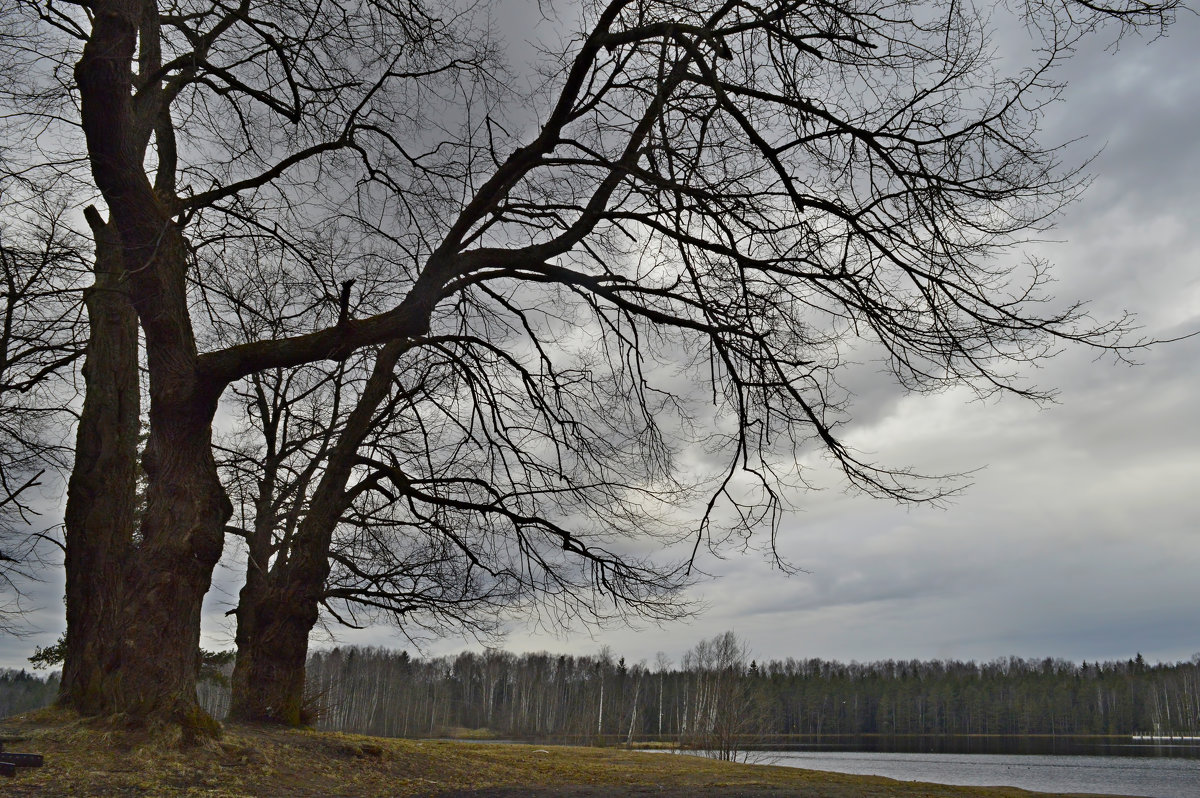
769,751,1200,798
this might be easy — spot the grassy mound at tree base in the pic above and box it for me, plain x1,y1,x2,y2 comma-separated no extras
0,709,1142,798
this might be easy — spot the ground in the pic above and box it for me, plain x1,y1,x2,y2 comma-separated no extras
0,709,1146,797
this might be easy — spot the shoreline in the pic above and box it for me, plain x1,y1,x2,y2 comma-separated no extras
0,710,1155,798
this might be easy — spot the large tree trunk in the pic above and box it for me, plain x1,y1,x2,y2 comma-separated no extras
59,213,139,714
115,398,230,735
229,341,406,725
60,213,231,732
104,204,230,733
229,573,322,725
228,458,317,725
68,0,233,733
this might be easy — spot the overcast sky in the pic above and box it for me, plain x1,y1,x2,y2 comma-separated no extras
2,5,1197,673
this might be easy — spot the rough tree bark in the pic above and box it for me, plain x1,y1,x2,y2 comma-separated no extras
60,212,139,714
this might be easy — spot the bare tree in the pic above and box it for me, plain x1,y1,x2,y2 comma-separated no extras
0,0,1181,734
0,184,85,635
200,241,672,724
223,0,1183,728
214,345,528,722
6,0,497,732
678,631,768,761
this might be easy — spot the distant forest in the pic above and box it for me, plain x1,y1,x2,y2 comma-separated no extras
249,634,1200,742
7,635,1199,744
0,668,59,719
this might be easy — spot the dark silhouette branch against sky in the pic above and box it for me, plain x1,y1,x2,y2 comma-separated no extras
0,0,1193,727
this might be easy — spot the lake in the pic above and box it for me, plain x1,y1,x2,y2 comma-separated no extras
767,751,1200,798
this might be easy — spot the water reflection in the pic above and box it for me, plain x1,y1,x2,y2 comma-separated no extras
770,751,1200,798
748,734,1200,758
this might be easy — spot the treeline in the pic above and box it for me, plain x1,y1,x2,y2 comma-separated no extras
0,669,59,719
9,635,1199,743
295,636,1200,741
754,652,1200,737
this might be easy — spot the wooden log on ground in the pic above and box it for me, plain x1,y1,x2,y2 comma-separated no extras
0,752,44,767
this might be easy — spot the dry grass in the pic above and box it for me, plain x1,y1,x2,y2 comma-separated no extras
0,709,1142,797
433,726,502,741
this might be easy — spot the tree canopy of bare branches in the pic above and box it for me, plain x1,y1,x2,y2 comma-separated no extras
0,0,1181,733
0,184,85,635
